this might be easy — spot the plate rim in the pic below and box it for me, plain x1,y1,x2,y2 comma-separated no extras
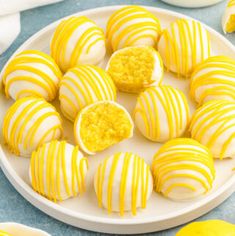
1,4,235,232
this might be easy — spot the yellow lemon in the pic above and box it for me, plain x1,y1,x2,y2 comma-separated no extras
177,220,235,236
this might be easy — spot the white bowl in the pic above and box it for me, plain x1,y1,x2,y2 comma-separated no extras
161,0,224,8
0,223,50,236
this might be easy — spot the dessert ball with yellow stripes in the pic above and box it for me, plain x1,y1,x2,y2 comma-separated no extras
158,19,211,77
152,138,215,200
190,56,235,105
133,86,190,142
94,152,153,215
30,140,88,201
2,50,62,101
59,65,116,121
190,100,235,159
107,46,163,93
3,97,63,157
222,0,235,33
50,16,106,72
106,6,161,52
74,101,134,155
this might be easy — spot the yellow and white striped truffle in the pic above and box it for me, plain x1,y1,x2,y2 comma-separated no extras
59,65,116,121
106,5,161,52
3,97,63,157
152,138,215,200
190,100,235,159
133,86,190,142
222,0,235,33
158,19,211,77
190,56,235,105
30,140,88,201
2,50,62,101
94,152,153,215
107,46,163,93
50,16,106,72
74,101,134,155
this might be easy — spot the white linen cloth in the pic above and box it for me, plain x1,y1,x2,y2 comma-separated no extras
0,0,63,55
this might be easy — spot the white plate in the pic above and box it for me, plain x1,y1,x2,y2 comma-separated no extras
1,5,235,235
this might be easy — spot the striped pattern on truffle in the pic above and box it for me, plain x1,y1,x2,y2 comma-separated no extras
152,138,215,200
133,86,190,142
30,140,88,201
94,152,153,215
106,6,161,51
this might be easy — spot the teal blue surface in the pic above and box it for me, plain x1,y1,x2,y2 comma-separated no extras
1,0,235,235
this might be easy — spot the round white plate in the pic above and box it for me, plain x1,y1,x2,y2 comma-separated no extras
1,5,235,235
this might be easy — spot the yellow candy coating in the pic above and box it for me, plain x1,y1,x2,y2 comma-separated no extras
2,50,62,101
3,97,63,157
190,56,235,105
152,138,215,200
176,220,235,236
59,65,116,121
94,152,153,215
30,140,88,201
133,86,190,142
190,100,235,159
50,16,106,72
106,6,161,51
158,18,211,77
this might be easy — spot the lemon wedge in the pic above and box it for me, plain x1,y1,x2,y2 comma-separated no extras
222,0,235,33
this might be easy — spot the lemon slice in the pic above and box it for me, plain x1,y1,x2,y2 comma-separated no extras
74,101,134,155
222,0,235,33
106,46,163,93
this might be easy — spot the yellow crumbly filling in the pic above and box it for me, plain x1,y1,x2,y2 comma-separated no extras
80,103,133,152
226,14,235,33
107,47,155,93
